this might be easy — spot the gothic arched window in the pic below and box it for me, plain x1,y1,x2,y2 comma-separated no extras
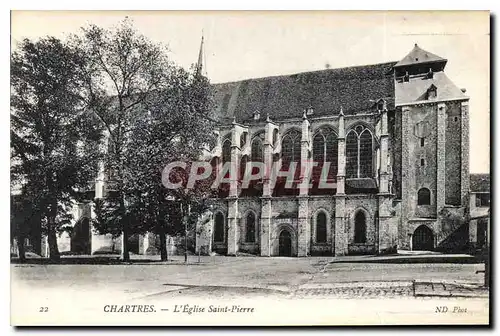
312,127,338,181
359,131,373,178
316,212,327,243
354,210,367,243
346,125,374,178
214,212,225,243
245,212,256,243
251,135,264,162
222,138,231,164
281,129,301,167
418,188,431,205
346,132,358,178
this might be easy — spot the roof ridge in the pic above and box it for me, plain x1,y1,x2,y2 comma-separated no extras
212,61,398,86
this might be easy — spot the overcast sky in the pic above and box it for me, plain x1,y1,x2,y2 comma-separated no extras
11,10,490,173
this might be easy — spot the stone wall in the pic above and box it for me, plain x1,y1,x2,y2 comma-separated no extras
378,196,398,254
392,109,403,199
445,101,462,206
308,197,335,255
238,197,261,253
346,196,377,254
238,198,261,254
437,206,465,245
411,104,438,218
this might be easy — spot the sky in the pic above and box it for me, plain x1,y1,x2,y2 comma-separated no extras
10,10,490,173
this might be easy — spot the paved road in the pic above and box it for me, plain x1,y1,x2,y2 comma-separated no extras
11,256,486,300
11,257,490,326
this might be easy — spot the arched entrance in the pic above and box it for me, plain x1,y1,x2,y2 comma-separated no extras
412,225,434,251
278,230,292,256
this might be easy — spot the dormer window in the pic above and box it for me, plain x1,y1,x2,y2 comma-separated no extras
253,110,261,120
377,99,386,111
427,84,437,100
403,71,410,82
306,106,314,116
427,68,434,79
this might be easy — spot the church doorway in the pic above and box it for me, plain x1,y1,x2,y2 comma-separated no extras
278,229,292,256
412,225,434,251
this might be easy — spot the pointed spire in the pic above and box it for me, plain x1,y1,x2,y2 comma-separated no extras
196,31,204,76
339,106,344,116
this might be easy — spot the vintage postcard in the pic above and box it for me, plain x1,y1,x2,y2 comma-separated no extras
10,10,490,326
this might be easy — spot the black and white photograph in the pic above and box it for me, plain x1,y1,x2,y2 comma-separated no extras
9,10,490,326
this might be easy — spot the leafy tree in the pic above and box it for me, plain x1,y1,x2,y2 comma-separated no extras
96,66,216,260
77,18,216,261
10,37,103,261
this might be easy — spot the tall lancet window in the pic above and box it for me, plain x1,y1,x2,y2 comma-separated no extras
213,212,225,243
219,137,232,198
316,212,328,243
242,132,265,197
245,212,256,243
312,127,338,181
222,138,232,164
274,129,301,196
346,132,359,178
251,134,264,162
281,129,301,168
346,125,374,178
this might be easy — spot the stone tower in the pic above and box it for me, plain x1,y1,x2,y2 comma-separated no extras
393,44,470,251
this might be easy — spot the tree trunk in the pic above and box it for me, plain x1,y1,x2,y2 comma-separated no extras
184,203,190,264
159,223,167,261
47,220,60,262
157,189,168,261
120,193,130,262
47,199,60,262
17,234,26,263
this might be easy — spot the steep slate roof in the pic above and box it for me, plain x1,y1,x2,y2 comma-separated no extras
394,44,447,68
470,174,490,193
211,62,397,123
395,71,468,106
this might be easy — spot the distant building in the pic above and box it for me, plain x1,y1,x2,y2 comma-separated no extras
469,174,490,252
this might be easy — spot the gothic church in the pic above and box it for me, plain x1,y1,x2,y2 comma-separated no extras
195,44,470,257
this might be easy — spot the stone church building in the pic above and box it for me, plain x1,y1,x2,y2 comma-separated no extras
195,43,471,257
11,43,474,258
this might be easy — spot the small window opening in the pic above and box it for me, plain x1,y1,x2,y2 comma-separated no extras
253,111,260,120
427,68,434,79
403,72,410,82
